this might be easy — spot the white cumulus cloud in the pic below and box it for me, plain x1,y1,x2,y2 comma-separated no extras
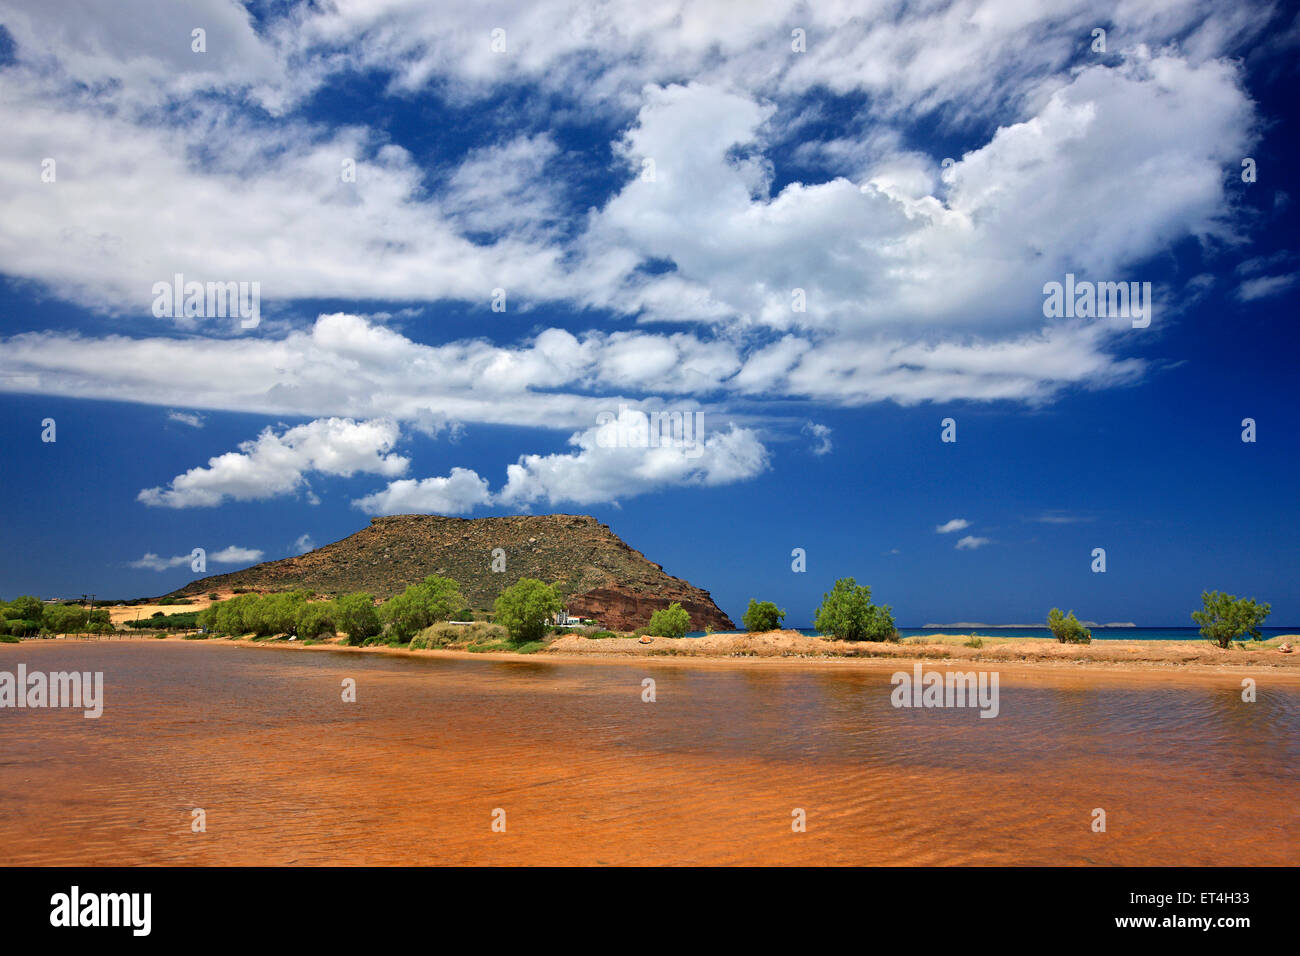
138,417,408,508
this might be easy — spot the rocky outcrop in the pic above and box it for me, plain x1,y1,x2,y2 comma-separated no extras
564,586,731,633
166,514,733,632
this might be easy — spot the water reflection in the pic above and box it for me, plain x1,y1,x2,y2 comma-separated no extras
0,641,1295,866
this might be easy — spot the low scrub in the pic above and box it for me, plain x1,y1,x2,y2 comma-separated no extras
647,602,692,638
467,641,513,653
418,621,508,648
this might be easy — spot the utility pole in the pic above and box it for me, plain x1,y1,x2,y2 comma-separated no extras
80,593,95,640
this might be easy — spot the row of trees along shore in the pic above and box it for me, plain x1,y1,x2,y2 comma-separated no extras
0,596,111,640
0,580,1275,650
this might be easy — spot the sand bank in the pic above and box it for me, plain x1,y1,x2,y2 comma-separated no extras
20,628,1300,690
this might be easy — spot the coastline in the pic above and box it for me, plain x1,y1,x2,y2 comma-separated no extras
13,629,1300,688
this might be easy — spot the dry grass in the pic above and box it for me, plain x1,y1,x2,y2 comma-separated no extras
546,629,1300,669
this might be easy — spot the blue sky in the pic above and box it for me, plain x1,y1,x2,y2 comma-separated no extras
0,1,1296,625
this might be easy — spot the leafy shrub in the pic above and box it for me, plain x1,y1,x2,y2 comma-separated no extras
3,596,44,624
379,576,464,641
295,602,337,639
1047,608,1092,644
246,591,309,637
1192,590,1271,648
409,635,428,650
127,610,199,630
964,637,984,649
493,579,562,644
199,593,260,635
647,602,692,638
334,593,381,645
419,622,508,648
742,599,785,632
0,634,20,643
814,578,897,641
43,604,111,634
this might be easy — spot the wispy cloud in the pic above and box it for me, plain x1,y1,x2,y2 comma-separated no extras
167,410,204,428
936,518,971,534
129,545,263,571
802,421,833,456
1234,273,1299,301
210,546,264,564
1030,511,1094,525
955,536,990,550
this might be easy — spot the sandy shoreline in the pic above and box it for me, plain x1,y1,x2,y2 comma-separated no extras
14,629,1300,689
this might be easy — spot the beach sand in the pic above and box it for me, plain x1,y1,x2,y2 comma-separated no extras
44,628,1300,683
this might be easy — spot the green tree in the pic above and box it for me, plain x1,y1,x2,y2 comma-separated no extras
1047,608,1092,644
1192,590,1271,648
742,599,785,633
4,596,44,623
296,601,338,639
209,593,259,635
379,576,463,641
270,592,309,635
42,604,89,635
493,578,562,644
814,577,897,641
647,602,692,638
334,593,381,645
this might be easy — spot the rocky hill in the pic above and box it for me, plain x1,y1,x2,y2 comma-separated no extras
168,514,734,632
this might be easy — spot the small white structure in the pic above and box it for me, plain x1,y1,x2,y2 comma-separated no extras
553,613,595,629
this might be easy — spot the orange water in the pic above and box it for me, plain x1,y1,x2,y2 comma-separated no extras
1,642,1295,865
